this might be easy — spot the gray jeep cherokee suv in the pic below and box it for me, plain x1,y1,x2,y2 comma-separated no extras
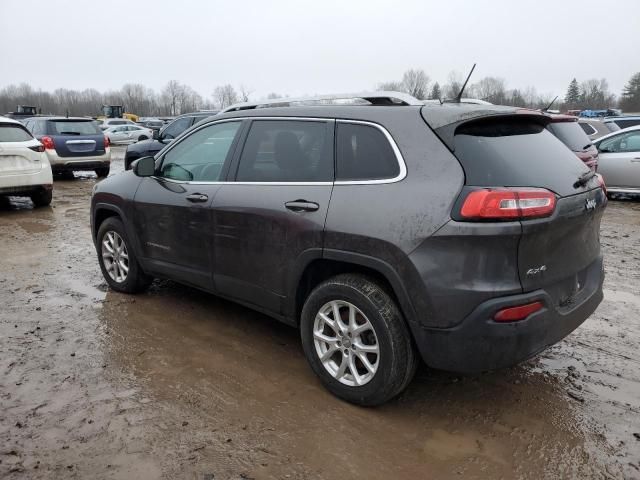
91,93,606,406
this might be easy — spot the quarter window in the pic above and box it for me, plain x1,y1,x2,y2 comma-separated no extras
579,123,597,136
160,121,241,182
162,117,192,139
336,122,400,181
236,120,332,182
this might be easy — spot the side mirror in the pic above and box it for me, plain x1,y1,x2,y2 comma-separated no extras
133,156,156,177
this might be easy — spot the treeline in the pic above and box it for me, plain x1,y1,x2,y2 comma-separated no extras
377,69,640,112
2,70,639,118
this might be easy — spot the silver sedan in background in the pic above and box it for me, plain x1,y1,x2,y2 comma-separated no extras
104,125,154,145
595,125,640,196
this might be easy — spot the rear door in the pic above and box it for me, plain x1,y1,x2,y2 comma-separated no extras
133,120,244,290
46,119,106,157
596,130,640,189
0,123,43,176
211,118,334,315
451,116,606,305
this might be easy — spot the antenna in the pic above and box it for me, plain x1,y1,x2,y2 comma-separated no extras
543,96,558,112
455,63,476,103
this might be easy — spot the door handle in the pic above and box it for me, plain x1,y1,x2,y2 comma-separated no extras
186,193,209,203
285,200,319,212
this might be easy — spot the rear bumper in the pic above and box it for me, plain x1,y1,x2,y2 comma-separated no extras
0,166,53,195
46,149,111,172
414,255,604,372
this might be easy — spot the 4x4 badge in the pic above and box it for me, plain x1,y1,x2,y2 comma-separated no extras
585,198,597,211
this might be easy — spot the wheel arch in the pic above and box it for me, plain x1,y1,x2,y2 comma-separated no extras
289,250,418,329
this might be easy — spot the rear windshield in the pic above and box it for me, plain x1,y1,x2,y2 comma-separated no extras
547,122,591,151
49,120,101,135
0,123,33,142
453,118,588,196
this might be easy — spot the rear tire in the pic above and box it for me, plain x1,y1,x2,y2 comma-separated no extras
95,166,110,178
300,273,417,406
30,189,52,207
97,217,152,293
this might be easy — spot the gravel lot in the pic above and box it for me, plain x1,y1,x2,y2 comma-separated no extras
1,146,639,479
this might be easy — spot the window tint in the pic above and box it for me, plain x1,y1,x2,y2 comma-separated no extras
0,124,34,142
236,120,332,182
162,117,192,139
336,122,400,181
453,118,588,196
160,121,241,182
49,120,101,135
599,131,640,153
547,122,591,151
614,119,640,129
579,123,596,136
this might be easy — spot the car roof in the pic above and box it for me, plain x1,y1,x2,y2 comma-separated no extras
210,103,542,131
0,115,23,125
594,124,640,142
37,116,97,121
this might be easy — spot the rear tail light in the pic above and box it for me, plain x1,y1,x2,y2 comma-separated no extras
104,135,110,148
29,144,45,153
596,173,607,195
460,188,556,220
494,301,543,322
41,136,55,150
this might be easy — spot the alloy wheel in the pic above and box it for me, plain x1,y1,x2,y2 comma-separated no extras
101,231,129,283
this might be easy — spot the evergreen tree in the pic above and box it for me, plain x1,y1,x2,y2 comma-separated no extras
620,72,640,112
429,82,441,100
564,78,580,108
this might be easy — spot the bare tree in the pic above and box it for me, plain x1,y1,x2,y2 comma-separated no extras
238,85,253,103
212,84,239,109
266,92,283,99
469,77,507,104
376,81,404,92
401,69,429,100
161,80,184,116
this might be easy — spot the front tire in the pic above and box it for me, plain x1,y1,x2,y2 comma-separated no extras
30,189,52,207
97,217,152,293
138,135,148,141
95,166,110,178
300,274,417,406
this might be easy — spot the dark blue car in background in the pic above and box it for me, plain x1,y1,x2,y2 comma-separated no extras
24,117,111,177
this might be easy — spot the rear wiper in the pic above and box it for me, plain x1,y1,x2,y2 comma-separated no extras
582,143,592,150
59,131,80,135
574,170,596,188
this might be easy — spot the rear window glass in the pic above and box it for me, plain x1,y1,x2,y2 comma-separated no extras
613,119,640,129
579,123,597,136
0,124,33,142
49,120,101,135
547,122,591,151
453,118,588,195
336,123,400,181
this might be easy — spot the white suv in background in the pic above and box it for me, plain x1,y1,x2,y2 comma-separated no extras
0,116,53,206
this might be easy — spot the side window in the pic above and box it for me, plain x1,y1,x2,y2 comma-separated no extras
160,121,241,182
162,117,191,139
336,122,400,181
599,132,640,153
236,120,332,182
579,123,596,136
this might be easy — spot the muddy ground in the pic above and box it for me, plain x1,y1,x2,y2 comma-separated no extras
1,147,639,479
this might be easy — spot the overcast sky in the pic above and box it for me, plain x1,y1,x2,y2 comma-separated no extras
1,0,638,100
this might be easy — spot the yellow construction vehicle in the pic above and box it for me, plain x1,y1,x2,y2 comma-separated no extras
98,105,139,122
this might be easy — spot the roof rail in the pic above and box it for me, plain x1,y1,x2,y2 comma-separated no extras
220,91,423,113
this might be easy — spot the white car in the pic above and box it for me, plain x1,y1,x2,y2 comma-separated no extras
104,125,154,144
99,118,137,131
594,125,640,195
0,116,53,206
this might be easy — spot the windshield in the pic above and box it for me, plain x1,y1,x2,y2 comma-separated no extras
547,122,591,151
49,120,101,135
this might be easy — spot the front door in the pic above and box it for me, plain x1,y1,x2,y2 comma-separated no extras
133,120,244,290
212,118,334,316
